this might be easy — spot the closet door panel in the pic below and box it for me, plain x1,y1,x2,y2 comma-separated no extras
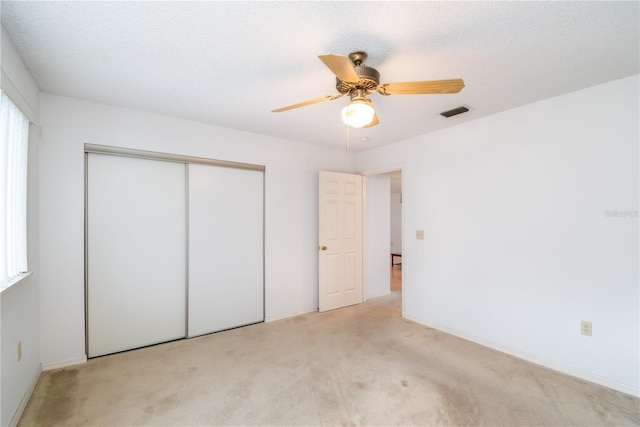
87,154,186,357
188,164,264,337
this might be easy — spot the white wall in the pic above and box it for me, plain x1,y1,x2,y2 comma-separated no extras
1,26,41,427
38,93,356,368
356,75,640,396
364,175,391,299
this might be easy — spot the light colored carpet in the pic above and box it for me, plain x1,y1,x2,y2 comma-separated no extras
19,292,639,426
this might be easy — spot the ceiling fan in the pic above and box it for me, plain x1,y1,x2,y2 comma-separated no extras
272,51,465,128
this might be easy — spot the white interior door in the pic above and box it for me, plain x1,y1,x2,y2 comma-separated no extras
187,164,264,337
318,171,363,312
87,154,187,357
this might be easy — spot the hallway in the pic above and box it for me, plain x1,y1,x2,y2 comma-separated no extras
391,264,402,291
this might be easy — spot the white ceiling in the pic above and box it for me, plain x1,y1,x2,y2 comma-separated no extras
1,1,638,152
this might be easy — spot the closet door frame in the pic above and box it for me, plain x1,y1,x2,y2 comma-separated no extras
84,144,265,357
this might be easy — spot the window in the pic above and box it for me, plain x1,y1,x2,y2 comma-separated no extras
1,90,29,289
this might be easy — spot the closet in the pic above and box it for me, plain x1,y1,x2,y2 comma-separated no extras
85,145,264,358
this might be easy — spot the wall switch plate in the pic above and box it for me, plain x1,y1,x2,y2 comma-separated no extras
416,230,424,240
17,341,22,361
581,321,592,336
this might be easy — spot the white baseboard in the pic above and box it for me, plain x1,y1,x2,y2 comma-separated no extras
406,317,640,398
365,291,392,300
41,355,87,371
265,308,317,323
9,364,42,427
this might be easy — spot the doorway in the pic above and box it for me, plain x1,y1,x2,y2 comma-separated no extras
389,171,402,292
363,168,403,315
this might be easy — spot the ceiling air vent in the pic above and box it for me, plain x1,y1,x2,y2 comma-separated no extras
440,106,469,118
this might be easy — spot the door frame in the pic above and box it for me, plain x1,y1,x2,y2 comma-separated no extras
84,144,265,357
361,164,405,317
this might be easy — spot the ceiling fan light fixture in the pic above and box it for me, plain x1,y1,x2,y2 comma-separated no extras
341,99,375,128
272,51,465,131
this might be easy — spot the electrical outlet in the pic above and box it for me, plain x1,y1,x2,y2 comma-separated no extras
416,230,424,240
17,341,22,361
581,321,592,337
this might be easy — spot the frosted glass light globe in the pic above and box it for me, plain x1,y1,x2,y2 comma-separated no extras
341,101,375,128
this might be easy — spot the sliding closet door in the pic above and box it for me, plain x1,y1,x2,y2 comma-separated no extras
188,164,264,337
87,153,187,357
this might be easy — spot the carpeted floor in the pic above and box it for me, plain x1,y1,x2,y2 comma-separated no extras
19,292,639,426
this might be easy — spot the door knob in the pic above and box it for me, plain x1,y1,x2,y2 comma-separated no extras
320,245,327,251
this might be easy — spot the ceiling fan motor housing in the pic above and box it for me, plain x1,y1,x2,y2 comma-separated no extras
335,65,380,94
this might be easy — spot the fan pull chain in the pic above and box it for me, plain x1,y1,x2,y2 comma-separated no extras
345,123,350,152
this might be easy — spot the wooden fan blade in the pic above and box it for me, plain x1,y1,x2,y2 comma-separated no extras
318,54,360,83
363,110,379,128
272,94,343,113
378,79,465,95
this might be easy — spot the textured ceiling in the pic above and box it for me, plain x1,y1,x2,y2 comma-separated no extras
1,1,638,152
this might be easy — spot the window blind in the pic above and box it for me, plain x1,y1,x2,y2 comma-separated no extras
1,90,29,288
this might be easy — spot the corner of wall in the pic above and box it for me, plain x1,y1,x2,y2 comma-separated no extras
1,25,40,123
